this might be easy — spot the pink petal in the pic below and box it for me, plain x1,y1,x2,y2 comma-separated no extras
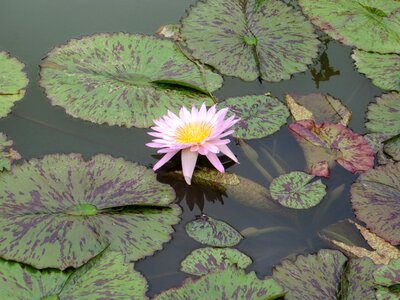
153,150,179,171
181,149,198,185
218,144,238,163
206,152,225,173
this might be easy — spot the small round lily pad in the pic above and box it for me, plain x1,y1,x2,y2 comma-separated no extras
366,93,400,136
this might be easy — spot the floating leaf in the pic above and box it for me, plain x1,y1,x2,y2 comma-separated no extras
156,24,182,41
289,120,374,177
366,93,400,136
0,51,28,118
351,162,400,245
185,215,242,247
375,287,400,300
0,251,148,299
180,247,252,276
374,259,400,286
365,133,394,165
384,134,400,161
270,171,326,209
299,0,400,53
180,0,319,81
40,33,222,128
0,154,180,269
285,93,351,125
218,94,289,139
0,133,21,171
353,50,400,91
154,267,285,300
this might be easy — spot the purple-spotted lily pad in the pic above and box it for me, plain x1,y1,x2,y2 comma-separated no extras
366,93,400,136
365,133,395,165
180,0,319,81
218,94,289,139
0,154,180,269
0,51,28,118
0,251,148,299
285,93,351,125
299,0,400,53
0,133,21,171
180,247,252,276
39,33,222,128
185,215,243,247
384,135,400,161
154,267,285,300
289,120,374,177
351,162,400,245
374,259,400,300
270,171,326,209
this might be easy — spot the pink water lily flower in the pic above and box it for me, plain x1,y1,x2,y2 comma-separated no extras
146,103,240,185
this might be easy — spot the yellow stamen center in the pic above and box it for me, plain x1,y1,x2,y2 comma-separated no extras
176,122,212,144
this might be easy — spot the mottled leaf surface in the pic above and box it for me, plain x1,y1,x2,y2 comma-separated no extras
180,247,252,275
40,33,222,128
0,133,21,171
366,93,400,136
374,259,400,286
353,50,400,91
0,51,28,118
185,215,242,247
365,133,395,165
299,0,400,53
270,171,326,209
219,94,289,139
154,267,285,300
180,0,319,81
0,154,180,269
351,163,400,245
384,134,400,161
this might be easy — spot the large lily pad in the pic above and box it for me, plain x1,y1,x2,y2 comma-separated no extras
270,171,326,209
0,251,148,299
40,33,222,128
0,154,180,269
180,0,319,81
154,267,285,300
0,51,28,118
180,247,252,276
366,93,400,136
299,0,400,53
218,94,289,139
0,133,21,171
185,215,243,247
353,50,400,91
289,120,374,177
351,162,400,245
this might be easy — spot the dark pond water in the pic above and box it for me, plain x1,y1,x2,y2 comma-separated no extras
0,0,383,296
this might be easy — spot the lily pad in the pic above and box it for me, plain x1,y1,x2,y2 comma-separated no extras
40,33,222,128
185,215,243,247
0,51,28,118
0,251,148,299
299,0,400,53
289,120,374,177
0,154,180,269
218,94,289,139
0,133,21,171
351,162,400,245
180,0,319,81
353,50,400,91
365,133,394,165
270,171,326,209
285,93,351,125
384,134,400,161
154,267,285,300
180,247,252,276
374,259,400,300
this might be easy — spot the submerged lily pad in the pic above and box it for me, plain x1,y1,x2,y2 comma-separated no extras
299,0,400,53
289,120,374,177
366,93,400,136
218,94,289,139
180,247,252,276
154,267,285,300
0,133,21,171
353,50,400,91
40,33,222,128
384,135,400,161
180,0,319,81
0,154,180,269
185,215,243,247
0,251,148,299
270,171,326,209
0,51,28,118
351,162,400,245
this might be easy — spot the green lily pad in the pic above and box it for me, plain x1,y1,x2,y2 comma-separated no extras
40,33,222,128
0,251,148,299
351,162,400,245
154,267,285,300
299,0,400,53
0,51,28,118
180,247,252,276
0,133,21,171
0,154,180,269
270,171,326,209
384,134,400,161
353,50,400,91
376,287,400,300
366,93,400,136
185,215,243,247
374,259,400,300
180,0,319,81
218,94,289,139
